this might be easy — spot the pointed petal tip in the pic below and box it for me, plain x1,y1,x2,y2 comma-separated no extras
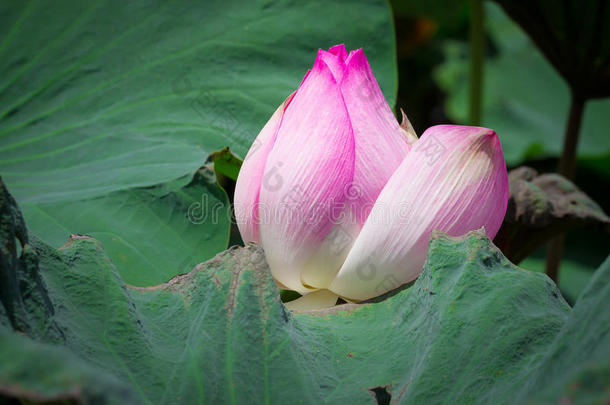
345,48,365,65
399,108,418,144
311,52,339,83
314,48,326,62
328,44,348,61
315,48,346,82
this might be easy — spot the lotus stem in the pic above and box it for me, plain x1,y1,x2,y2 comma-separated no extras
545,94,586,282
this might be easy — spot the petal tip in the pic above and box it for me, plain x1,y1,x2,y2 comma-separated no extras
311,52,337,82
328,44,348,61
346,48,365,64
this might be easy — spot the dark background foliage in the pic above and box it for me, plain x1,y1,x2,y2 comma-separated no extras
390,0,610,302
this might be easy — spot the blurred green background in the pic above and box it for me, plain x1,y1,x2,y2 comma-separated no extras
390,0,610,303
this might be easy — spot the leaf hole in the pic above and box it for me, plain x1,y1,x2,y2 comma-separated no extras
368,385,391,405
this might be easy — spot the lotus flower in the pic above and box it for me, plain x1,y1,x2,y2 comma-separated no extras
234,45,412,294
234,44,509,304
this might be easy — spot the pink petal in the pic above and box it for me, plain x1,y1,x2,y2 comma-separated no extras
316,49,346,83
234,92,294,243
340,49,411,226
299,210,361,289
330,125,509,300
328,44,348,62
258,57,355,293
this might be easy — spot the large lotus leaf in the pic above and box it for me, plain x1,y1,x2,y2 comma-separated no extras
20,168,232,285
0,330,139,404
0,0,397,285
434,2,610,166
1,181,609,404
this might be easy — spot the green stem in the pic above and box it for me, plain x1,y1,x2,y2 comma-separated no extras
469,0,484,126
558,96,585,180
545,94,586,282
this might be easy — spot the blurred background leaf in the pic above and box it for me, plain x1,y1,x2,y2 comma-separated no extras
492,0,610,283
495,0,610,100
390,0,610,301
434,2,610,167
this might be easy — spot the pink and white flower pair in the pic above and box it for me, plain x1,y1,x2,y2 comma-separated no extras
234,44,508,304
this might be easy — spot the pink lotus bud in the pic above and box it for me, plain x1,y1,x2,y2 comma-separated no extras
234,45,411,293
329,125,509,300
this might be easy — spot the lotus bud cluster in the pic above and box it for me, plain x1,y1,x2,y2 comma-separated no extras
234,44,508,304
